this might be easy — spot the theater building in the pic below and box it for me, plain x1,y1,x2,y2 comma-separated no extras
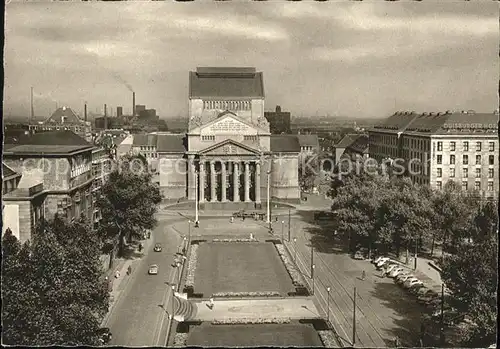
156,67,301,208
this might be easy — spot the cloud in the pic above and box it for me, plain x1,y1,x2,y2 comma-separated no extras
171,16,289,42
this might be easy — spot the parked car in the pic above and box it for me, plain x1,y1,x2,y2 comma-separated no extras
372,256,387,264
418,293,440,305
396,273,414,284
431,309,463,325
416,287,437,298
377,259,397,269
388,267,405,278
148,264,158,275
403,278,424,290
375,257,390,267
403,277,421,287
97,327,112,345
154,243,162,252
408,283,426,294
353,250,365,260
384,264,401,275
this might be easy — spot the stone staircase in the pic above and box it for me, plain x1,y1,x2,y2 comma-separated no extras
173,296,196,321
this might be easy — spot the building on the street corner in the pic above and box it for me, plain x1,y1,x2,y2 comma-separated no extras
368,110,499,199
297,134,320,159
151,67,301,207
2,162,47,243
29,106,92,142
91,146,113,228
132,133,158,171
343,134,369,160
264,105,292,134
3,130,96,225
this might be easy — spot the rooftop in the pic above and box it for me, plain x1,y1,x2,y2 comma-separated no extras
45,106,85,125
2,163,21,179
297,134,319,148
189,67,264,98
133,134,158,147
156,134,187,153
270,135,301,153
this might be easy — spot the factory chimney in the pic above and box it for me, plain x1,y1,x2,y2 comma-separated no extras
30,87,34,124
133,92,136,117
84,103,87,122
104,104,108,130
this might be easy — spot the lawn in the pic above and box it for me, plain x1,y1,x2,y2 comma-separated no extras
194,242,295,296
186,322,324,347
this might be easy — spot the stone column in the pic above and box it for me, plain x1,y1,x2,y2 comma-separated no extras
255,161,261,204
188,155,195,200
210,161,217,202
199,161,205,203
233,162,239,202
244,161,250,202
221,161,227,202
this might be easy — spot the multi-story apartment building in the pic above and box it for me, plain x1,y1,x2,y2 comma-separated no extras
369,110,499,199
2,163,47,243
3,130,95,225
91,146,113,227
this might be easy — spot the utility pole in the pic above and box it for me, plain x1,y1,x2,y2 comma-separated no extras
353,287,357,346
281,220,285,242
440,283,445,346
414,237,418,270
266,170,271,229
310,244,314,277
311,264,316,295
288,208,291,241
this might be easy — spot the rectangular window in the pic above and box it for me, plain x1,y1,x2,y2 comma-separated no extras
488,182,493,191
244,135,257,141
201,135,215,142
462,181,468,191
436,181,442,190
463,141,469,151
476,168,481,178
450,155,455,165
475,182,481,191
450,168,455,178
488,168,494,178
489,155,495,165
437,142,443,151
489,142,495,152
463,155,468,165
437,168,442,177
437,155,442,164
476,142,482,151
476,155,481,165
463,168,468,178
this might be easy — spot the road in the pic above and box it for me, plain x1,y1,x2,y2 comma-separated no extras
104,214,185,346
282,213,428,348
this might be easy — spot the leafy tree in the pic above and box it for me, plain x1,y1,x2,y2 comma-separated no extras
441,201,498,346
97,154,162,263
1,217,108,346
299,154,318,192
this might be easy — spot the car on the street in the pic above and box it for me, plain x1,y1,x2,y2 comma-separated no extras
388,267,406,278
154,243,162,252
395,272,412,282
372,256,387,264
376,259,396,269
396,274,415,284
97,327,112,345
416,287,437,299
405,279,424,289
148,264,159,275
402,277,420,287
385,264,401,275
417,293,440,305
431,308,464,325
353,250,365,260
375,257,390,267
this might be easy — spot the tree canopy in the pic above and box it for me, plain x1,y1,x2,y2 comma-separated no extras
97,154,162,261
2,217,109,346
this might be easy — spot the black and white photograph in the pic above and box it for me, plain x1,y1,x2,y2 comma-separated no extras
2,1,498,348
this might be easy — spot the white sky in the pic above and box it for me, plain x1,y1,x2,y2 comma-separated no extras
4,2,498,119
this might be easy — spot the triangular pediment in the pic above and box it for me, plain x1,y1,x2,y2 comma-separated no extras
198,139,260,156
190,113,268,135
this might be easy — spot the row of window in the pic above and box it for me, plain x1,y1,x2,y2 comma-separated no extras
437,154,495,165
203,100,251,111
244,135,258,141
436,181,495,191
140,146,155,151
437,141,495,152
301,146,314,152
437,168,495,178
201,135,215,142
405,138,430,151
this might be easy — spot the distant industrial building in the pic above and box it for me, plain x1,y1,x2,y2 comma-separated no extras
264,105,291,134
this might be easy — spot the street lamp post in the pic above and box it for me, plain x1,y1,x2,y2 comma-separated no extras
188,220,191,247
311,264,316,295
194,171,199,227
293,238,297,262
281,221,285,242
353,286,357,346
326,286,331,323
310,244,314,277
288,209,291,241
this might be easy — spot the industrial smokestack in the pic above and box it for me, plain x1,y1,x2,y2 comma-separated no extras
30,87,34,124
133,92,136,117
104,104,108,130
84,103,87,122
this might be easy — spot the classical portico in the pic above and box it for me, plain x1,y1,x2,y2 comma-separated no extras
156,67,300,206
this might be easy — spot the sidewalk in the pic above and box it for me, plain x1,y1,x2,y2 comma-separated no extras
101,235,154,327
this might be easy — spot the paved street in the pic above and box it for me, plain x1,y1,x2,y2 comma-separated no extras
104,214,185,346
278,196,429,348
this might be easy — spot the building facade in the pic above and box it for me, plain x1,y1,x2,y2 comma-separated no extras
264,105,292,134
369,111,499,199
150,67,300,207
29,106,92,142
3,131,95,225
